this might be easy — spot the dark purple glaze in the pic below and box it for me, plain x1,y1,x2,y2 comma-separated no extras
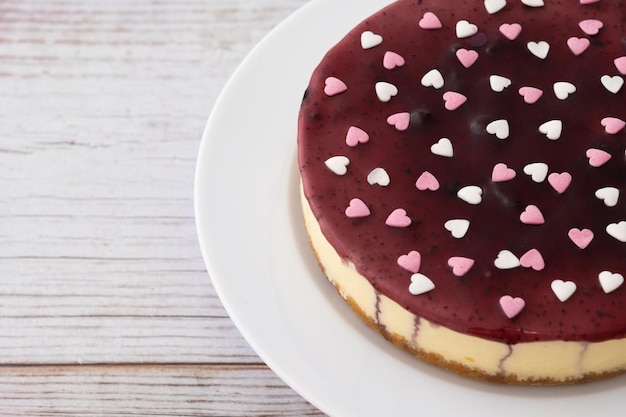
298,0,626,344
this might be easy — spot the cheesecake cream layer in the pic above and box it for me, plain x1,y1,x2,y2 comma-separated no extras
301,187,626,384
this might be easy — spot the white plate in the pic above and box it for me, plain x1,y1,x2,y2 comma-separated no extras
194,0,625,415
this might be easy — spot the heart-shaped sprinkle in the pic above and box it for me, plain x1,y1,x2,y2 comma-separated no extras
324,77,347,96
606,221,626,242
490,75,512,92
419,12,442,30
586,148,612,167
457,185,483,205
568,228,594,249
383,51,405,69
519,86,543,104
492,163,516,182
522,0,544,6
397,250,421,273
553,82,576,100
387,112,410,131
416,171,440,191
431,138,454,157
596,187,620,207
548,172,572,194
539,119,563,140
614,56,626,75
360,31,383,49
499,295,525,319
456,20,478,39
520,248,545,271
601,117,626,135
486,119,510,139
579,19,603,35
567,37,590,55
499,23,522,40
443,91,467,110
456,48,479,68
409,273,435,295
599,271,624,294
386,208,411,228
527,41,550,59
367,167,390,186
601,75,624,94
444,219,470,239
421,69,445,89
376,82,398,102
346,126,369,147
324,156,350,175
551,280,577,302
484,0,507,14
448,257,475,277
345,198,370,218
520,205,545,225
494,250,520,270
523,162,549,183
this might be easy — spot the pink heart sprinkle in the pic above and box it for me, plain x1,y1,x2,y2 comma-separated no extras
387,112,410,131
345,198,370,218
448,257,475,277
456,48,479,68
345,126,369,147
383,51,405,69
567,37,591,55
520,248,545,271
386,208,411,228
499,295,525,319
520,205,545,225
601,117,626,135
548,172,572,194
615,57,626,75
568,228,594,249
443,91,467,110
491,163,516,182
586,148,612,167
397,250,421,273
324,77,347,96
419,12,442,30
415,171,440,191
579,19,603,36
519,86,543,104
499,23,522,40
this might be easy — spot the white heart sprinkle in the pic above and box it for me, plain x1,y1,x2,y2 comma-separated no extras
486,119,510,139
484,0,507,14
494,250,520,270
457,185,483,205
431,138,454,158
599,271,624,294
421,69,445,89
523,162,549,183
539,120,563,140
409,273,435,296
324,156,350,175
444,219,470,239
522,0,544,6
360,31,383,49
607,221,626,242
551,280,577,302
367,167,390,186
601,75,624,94
596,187,620,207
456,20,478,39
553,82,576,100
489,75,512,92
527,41,550,59
375,82,398,102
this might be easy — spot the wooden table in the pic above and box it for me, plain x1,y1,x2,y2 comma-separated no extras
0,0,326,415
